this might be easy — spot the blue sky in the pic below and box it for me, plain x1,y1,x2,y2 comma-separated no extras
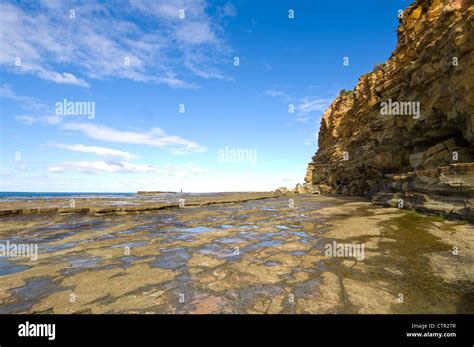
0,0,412,192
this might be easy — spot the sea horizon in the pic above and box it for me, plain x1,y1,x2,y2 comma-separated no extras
0,191,136,197
0,190,270,198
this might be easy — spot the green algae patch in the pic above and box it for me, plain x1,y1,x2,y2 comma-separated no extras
382,210,452,252
366,210,469,313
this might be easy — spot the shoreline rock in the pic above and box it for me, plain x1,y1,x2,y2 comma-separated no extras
0,192,277,217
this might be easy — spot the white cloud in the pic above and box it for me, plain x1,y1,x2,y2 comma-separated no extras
47,160,211,178
176,22,216,44
51,143,139,160
4,86,206,157
265,89,288,98
166,163,212,177
129,0,205,20
48,161,156,174
0,1,233,88
2,85,62,125
36,70,90,87
60,122,208,154
297,97,332,115
45,114,63,125
217,3,237,19
263,86,332,117
0,85,48,111
14,115,37,125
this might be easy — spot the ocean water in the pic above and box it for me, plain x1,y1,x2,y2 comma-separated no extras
0,191,220,203
0,191,241,205
0,192,135,199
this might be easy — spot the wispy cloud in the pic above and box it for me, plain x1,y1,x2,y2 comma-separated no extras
259,63,272,72
264,86,332,123
60,122,208,155
0,1,234,88
297,97,332,115
4,86,207,156
47,160,211,176
216,2,237,19
166,162,212,177
14,115,37,125
0,85,49,111
48,161,156,174
51,143,139,161
265,89,289,99
2,84,59,125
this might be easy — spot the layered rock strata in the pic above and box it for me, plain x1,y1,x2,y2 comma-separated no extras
303,0,474,220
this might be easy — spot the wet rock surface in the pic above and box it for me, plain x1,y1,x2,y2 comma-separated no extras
0,195,472,314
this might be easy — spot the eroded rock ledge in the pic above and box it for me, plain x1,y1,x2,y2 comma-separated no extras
302,0,474,220
0,192,277,216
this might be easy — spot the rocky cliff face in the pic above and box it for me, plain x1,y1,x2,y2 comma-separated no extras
304,0,474,220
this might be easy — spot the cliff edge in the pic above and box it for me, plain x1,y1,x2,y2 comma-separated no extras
303,0,474,220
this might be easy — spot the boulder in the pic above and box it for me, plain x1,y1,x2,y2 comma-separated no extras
274,187,294,195
295,183,306,194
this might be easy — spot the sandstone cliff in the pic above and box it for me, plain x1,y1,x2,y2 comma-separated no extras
304,0,474,220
